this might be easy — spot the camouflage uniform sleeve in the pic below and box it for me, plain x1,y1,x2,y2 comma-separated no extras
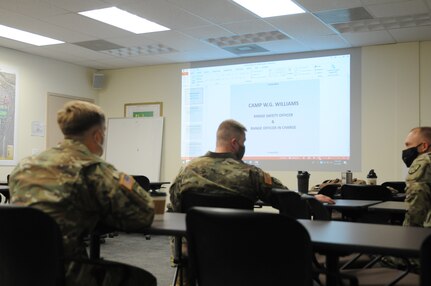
169,166,185,212
403,154,431,227
84,162,155,231
250,166,288,203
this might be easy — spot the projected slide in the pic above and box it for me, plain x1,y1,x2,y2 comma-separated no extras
181,52,359,171
231,80,320,158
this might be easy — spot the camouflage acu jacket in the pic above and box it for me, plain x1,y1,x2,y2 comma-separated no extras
169,151,287,212
403,152,431,227
9,139,154,259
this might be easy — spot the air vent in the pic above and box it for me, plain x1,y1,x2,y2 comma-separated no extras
101,44,177,57
314,7,373,24
222,44,269,55
207,30,288,47
72,40,124,51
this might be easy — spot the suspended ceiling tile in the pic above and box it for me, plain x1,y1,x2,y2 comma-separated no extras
365,0,430,18
340,30,395,47
166,0,257,24
266,13,336,38
179,25,235,40
389,25,431,42
221,19,278,35
298,34,351,50
258,38,311,54
295,0,363,13
43,12,134,39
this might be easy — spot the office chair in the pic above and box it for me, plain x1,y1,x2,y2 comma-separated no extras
340,184,393,200
340,184,394,223
318,183,340,199
186,207,313,286
0,205,65,285
132,175,151,191
271,188,310,219
174,190,255,286
180,190,255,212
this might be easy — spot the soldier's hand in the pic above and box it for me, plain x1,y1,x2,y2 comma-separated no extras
314,194,335,204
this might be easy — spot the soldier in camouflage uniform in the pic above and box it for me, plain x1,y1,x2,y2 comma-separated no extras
169,119,334,286
170,119,334,211
402,127,431,227
383,127,431,272
9,101,156,286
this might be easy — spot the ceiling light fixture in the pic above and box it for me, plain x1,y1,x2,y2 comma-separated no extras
232,0,305,18
0,24,63,46
79,7,170,34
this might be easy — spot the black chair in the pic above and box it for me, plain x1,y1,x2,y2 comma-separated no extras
180,190,254,212
132,175,151,191
382,181,406,194
186,207,313,286
271,189,331,221
340,184,394,223
0,205,65,285
271,188,310,218
340,184,393,201
174,190,255,285
318,183,340,199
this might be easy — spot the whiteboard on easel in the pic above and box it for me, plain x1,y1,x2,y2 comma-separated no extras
105,117,164,181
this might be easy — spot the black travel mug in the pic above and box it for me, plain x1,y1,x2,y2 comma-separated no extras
297,171,310,194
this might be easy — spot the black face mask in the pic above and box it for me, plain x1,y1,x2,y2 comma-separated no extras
402,144,422,167
236,144,245,160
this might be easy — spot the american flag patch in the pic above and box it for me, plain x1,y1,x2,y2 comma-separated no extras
119,174,134,191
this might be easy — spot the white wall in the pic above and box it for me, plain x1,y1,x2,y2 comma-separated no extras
98,63,188,184
98,42,431,189
0,46,97,181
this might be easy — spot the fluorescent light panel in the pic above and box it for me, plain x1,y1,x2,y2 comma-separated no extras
79,7,169,34
0,25,63,46
233,0,305,18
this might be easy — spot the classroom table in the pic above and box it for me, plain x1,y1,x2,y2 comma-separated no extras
148,212,431,286
368,201,408,214
324,199,382,211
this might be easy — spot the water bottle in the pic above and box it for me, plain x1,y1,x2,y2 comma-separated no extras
367,169,377,185
346,170,353,184
342,170,353,184
297,171,310,194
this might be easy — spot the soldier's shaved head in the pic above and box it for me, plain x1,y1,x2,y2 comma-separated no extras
216,119,247,147
410,127,431,145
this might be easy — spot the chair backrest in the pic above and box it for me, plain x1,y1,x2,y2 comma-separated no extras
186,207,313,286
381,181,406,193
271,189,310,219
340,184,393,200
132,175,151,191
318,184,340,198
0,205,65,285
303,196,332,221
180,190,254,213
272,189,331,221
420,234,431,286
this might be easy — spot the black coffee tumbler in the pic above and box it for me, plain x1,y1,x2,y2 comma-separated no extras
297,171,310,194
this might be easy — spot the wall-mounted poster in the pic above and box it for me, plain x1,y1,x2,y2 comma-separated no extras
124,102,163,118
0,66,17,165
